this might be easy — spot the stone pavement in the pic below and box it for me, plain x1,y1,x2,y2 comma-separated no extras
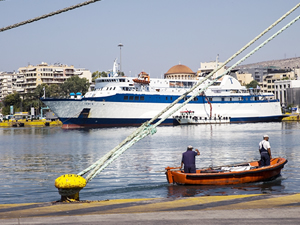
1,193,300,224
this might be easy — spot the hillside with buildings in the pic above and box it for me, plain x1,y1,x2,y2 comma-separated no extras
234,57,300,108
236,57,300,70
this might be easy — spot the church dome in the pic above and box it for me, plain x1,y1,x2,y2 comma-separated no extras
165,64,194,75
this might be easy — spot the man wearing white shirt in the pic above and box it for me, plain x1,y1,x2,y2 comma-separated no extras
259,134,272,166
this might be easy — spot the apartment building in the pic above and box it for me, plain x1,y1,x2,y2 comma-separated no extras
260,70,295,93
274,69,300,107
0,62,92,100
197,59,227,79
274,79,300,106
236,72,253,86
0,72,17,100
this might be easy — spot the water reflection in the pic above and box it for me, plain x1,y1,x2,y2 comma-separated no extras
166,177,284,198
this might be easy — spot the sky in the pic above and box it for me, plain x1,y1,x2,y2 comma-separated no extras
0,0,300,78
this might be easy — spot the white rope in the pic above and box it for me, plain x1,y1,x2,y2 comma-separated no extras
0,0,102,32
77,4,300,183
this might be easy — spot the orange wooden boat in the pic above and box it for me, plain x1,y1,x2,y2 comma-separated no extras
165,157,287,185
133,78,150,84
133,72,150,84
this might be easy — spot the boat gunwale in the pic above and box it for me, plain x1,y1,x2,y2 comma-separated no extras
168,158,288,179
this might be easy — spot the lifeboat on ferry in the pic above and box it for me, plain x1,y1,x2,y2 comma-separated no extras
165,157,287,185
133,71,150,84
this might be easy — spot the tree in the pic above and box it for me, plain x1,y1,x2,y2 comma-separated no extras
34,83,50,99
92,71,101,82
60,76,90,97
92,71,108,82
118,71,125,76
2,92,22,115
49,84,62,98
246,80,260,89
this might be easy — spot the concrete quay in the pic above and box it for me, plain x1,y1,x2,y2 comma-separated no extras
0,119,62,127
1,193,300,224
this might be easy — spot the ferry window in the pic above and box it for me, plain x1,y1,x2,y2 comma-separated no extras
221,97,225,101
169,81,176,88
140,96,144,101
129,96,134,100
170,97,172,100
230,98,232,101
209,97,212,102
124,96,128,100
176,81,183,88
194,97,198,101
113,87,116,90
166,97,168,100
135,96,139,100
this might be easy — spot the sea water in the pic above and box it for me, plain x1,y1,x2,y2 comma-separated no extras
0,122,299,204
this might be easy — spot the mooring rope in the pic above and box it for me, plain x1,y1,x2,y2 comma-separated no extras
0,0,102,33
78,4,300,183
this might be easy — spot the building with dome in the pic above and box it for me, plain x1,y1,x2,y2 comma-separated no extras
164,64,197,80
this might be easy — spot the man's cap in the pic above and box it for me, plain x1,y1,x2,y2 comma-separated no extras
263,134,269,138
188,145,193,149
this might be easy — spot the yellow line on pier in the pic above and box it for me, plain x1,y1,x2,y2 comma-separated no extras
101,194,262,214
1,194,300,219
208,193,300,211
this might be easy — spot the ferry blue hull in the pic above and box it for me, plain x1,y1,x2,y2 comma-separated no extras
230,115,286,123
59,116,285,129
59,118,174,129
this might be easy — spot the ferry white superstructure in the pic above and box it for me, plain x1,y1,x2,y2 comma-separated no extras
42,75,284,129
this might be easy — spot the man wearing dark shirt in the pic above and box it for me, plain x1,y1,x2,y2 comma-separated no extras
181,145,200,173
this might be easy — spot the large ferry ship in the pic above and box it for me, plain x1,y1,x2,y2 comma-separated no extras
42,67,284,129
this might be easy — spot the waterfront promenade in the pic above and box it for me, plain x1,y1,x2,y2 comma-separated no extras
1,193,300,224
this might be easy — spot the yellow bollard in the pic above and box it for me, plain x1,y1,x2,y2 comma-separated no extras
55,174,86,202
